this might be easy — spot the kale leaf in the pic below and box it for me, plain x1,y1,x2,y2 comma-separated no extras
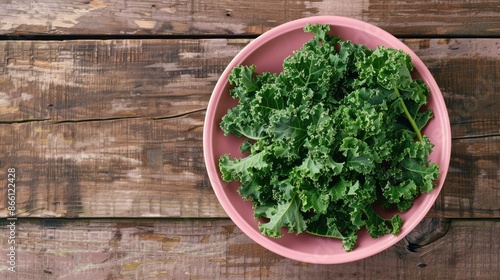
219,23,439,252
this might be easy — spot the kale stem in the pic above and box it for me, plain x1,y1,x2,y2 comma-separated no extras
393,85,423,141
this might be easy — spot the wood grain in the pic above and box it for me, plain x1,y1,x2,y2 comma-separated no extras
0,218,498,279
0,115,227,218
0,0,498,37
0,39,247,122
1,39,497,124
0,1,496,279
0,38,499,218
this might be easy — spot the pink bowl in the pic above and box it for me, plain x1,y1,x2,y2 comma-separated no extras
203,16,451,264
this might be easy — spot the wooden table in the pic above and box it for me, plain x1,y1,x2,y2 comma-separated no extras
0,1,498,279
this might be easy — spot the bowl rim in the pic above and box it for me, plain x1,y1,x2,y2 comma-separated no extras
203,16,452,264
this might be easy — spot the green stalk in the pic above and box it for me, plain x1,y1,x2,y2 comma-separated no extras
393,85,423,142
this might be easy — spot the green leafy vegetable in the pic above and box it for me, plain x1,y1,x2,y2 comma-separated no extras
219,23,439,251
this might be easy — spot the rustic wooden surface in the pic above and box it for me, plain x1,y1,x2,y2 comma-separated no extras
0,0,499,279
0,218,499,279
0,38,498,219
0,0,498,37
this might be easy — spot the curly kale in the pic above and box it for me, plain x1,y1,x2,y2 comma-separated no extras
219,23,439,252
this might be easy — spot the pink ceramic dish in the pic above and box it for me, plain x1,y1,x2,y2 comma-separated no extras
203,16,451,264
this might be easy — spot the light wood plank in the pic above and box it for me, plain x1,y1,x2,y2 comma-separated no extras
0,218,498,279
1,115,498,218
0,114,227,218
0,39,247,122
0,0,498,37
0,39,497,128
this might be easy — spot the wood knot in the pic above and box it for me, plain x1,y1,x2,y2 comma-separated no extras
405,218,451,252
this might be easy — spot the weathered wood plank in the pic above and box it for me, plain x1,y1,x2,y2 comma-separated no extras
0,38,499,218
0,114,227,218
0,218,498,279
0,112,500,218
0,39,247,122
0,0,498,37
0,116,498,219
0,39,498,127
431,137,500,218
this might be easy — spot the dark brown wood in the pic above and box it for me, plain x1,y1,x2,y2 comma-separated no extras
0,0,498,37
0,38,499,218
0,218,498,279
405,218,451,251
432,137,500,218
